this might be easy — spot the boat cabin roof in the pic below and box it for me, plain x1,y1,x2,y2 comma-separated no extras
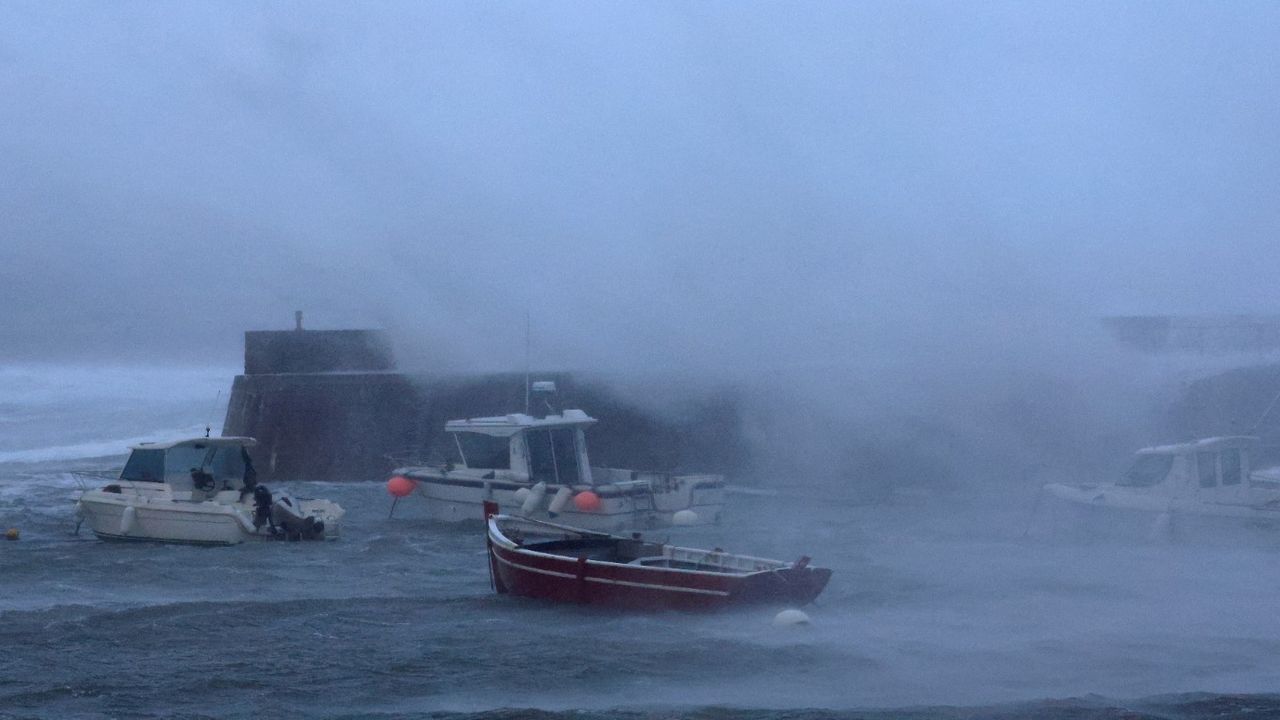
1136,436,1258,455
445,410,597,437
127,436,258,451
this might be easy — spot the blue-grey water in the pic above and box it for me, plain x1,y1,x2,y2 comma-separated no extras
3,366,1280,719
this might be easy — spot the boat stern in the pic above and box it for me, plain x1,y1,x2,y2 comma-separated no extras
731,559,833,606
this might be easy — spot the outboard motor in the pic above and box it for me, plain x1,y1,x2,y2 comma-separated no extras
252,485,277,534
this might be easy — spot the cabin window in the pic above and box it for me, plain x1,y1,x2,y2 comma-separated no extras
161,444,246,484
121,449,165,482
526,428,581,484
164,444,215,480
207,446,246,483
1222,448,1242,486
552,428,581,482
1120,454,1173,487
1197,452,1217,488
455,434,510,469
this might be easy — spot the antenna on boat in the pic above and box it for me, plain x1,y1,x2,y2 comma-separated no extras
524,310,531,414
205,390,222,439
1250,384,1280,434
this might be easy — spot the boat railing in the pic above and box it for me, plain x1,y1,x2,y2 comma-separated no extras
384,447,446,468
591,467,671,484
70,469,118,491
672,472,721,483
72,472,173,497
495,513,616,541
606,479,651,491
71,469,118,482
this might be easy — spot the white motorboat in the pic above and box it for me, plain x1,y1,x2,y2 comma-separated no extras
1044,436,1280,528
390,384,726,531
76,436,344,545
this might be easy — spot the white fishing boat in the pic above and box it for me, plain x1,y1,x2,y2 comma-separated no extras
1043,436,1280,531
389,383,726,531
76,436,344,545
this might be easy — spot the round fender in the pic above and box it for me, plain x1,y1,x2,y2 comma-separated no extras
120,505,137,535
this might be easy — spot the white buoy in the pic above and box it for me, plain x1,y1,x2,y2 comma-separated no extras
672,509,699,526
74,501,85,519
513,487,531,504
521,482,547,514
548,486,573,514
120,505,137,535
773,608,811,627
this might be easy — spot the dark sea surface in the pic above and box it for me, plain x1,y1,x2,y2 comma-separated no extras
3,366,1280,719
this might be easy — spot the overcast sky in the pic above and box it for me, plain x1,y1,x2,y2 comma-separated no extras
2,1,1278,372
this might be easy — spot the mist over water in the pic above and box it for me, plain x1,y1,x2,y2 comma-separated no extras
3,1,1280,717
3,367,1280,718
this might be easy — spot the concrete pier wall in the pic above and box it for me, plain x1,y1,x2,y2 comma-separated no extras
222,325,746,481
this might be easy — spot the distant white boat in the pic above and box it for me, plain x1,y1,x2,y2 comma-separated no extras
390,383,726,531
1044,436,1280,526
76,436,344,545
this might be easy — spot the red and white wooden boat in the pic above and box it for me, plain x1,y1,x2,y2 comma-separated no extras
483,502,832,610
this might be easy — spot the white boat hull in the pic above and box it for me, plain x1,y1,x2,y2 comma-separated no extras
1042,482,1280,542
1045,482,1280,522
79,495,256,545
78,491,343,546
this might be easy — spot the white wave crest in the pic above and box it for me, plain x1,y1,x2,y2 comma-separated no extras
0,425,209,464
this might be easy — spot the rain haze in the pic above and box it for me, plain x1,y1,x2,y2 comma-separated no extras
3,2,1280,718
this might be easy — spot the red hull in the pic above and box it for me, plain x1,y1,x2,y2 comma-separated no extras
485,516,832,611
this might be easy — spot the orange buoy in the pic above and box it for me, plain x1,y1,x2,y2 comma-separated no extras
386,475,416,498
573,490,601,512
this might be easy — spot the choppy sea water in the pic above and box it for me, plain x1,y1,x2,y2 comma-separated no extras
3,365,1280,719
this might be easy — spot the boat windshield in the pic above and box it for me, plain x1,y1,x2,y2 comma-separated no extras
121,449,165,483
1119,453,1174,487
454,433,510,469
163,444,247,484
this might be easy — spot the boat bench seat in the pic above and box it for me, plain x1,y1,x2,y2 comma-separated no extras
523,538,623,562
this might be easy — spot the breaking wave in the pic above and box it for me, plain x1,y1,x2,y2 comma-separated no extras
0,425,208,464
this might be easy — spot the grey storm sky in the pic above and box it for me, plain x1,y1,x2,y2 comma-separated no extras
1,1,1278,371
